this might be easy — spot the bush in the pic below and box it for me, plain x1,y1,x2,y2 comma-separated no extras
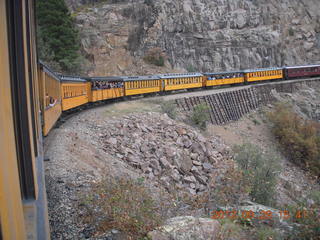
79,178,164,239
285,191,320,240
268,104,320,176
256,226,282,240
209,162,249,206
288,28,294,36
233,143,281,206
191,103,210,130
186,64,197,72
161,101,177,119
218,219,243,240
143,48,165,67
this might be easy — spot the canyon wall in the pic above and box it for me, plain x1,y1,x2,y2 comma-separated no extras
67,0,320,75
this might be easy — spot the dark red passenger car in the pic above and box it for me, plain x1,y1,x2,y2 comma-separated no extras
284,65,320,79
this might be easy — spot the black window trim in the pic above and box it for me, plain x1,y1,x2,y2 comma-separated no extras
6,0,36,199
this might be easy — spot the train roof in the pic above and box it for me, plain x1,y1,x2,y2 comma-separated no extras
243,67,282,73
39,60,61,81
283,64,320,69
88,76,123,81
159,72,203,79
204,70,243,75
60,75,87,82
121,75,160,81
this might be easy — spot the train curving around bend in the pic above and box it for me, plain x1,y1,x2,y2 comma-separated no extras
40,63,320,136
1,0,320,239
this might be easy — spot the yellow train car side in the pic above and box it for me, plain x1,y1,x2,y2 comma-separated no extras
123,76,161,96
91,88,124,101
88,76,125,102
38,63,62,136
204,71,244,87
60,76,89,111
161,73,203,91
245,68,283,82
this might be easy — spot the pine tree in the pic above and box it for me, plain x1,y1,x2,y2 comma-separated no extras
36,0,82,74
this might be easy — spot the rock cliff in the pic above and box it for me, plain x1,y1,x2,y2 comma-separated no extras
67,0,320,76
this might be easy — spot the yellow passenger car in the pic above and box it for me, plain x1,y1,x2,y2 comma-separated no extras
160,73,203,91
1,0,50,239
38,62,62,136
89,76,124,102
204,71,244,86
244,67,283,82
123,75,161,96
60,76,89,111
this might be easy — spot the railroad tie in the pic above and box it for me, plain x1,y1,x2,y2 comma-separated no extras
232,91,242,121
217,93,228,123
204,96,216,124
224,92,235,121
209,95,222,124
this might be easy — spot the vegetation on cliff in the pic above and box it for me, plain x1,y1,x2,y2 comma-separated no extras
36,0,86,74
268,104,320,176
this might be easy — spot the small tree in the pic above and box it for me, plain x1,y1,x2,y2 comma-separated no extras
143,48,165,67
161,101,177,119
233,143,281,206
191,103,210,130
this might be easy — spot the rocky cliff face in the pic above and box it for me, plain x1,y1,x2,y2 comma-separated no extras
69,0,320,76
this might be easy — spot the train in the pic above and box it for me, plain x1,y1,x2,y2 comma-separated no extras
40,63,320,136
1,0,320,239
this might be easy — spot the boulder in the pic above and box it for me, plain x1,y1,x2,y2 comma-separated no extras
148,216,221,240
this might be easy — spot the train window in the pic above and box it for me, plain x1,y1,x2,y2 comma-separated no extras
7,0,36,199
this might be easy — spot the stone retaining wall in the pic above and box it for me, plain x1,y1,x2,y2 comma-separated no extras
175,79,320,125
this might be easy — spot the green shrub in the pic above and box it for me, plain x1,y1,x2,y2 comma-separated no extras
268,104,320,176
285,193,320,240
186,64,197,72
218,219,243,239
288,28,294,36
233,143,281,206
256,226,282,240
143,48,165,67
161,101,177,119
191,103,210,130
79,178,164,239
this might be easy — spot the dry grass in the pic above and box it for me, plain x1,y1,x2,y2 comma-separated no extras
79,178,165,239
268,103,320,176
104,100,161,117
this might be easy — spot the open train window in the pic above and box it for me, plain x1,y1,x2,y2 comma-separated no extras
6,0,36,199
